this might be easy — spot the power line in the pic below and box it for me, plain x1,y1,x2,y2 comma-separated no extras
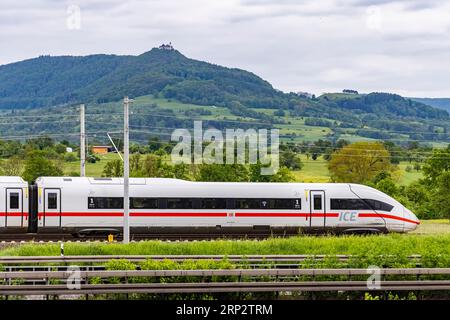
0,114,78,120
85,111,449,135
0,120,79,126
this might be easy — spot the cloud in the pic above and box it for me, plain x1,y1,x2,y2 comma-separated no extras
0,0,450,97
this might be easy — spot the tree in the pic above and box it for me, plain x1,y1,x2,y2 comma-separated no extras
431,172,450,220
173,163,190,180
25,136,54,150
328,142,393,183
22,151,63,182
280,150,303,170
102,159,123,177
196,164,249,182
2,156,23,176
422,149,450,186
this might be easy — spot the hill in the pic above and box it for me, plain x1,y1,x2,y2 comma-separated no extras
411,98,450,113
0,46,448,145
0,47,284,110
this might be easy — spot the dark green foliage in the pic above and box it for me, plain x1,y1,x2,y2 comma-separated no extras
196,164,249,182
280,150,303,170
22,150,63,182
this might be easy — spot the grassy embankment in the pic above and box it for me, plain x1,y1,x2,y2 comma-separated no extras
1,222,449,260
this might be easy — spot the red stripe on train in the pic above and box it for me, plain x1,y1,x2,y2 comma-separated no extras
235,213,339,217
358,213,420,225
39,212,228,217
0,212,28,216
35,211,419,224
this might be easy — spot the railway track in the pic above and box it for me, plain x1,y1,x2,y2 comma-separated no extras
0,233,281,242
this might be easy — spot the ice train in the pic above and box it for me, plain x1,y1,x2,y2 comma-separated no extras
0,176,420,235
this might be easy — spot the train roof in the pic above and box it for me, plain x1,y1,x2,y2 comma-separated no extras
35,177,353,188
0,176,27,184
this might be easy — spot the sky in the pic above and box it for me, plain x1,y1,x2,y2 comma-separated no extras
1,0,450,97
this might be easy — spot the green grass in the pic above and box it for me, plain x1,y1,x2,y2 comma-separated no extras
1,234,450,259
411,219,450,235
292,155,330,182
397,163,423,185
63,153,119,176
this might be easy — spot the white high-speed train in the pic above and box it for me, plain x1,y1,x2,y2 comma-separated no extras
0,176,419,235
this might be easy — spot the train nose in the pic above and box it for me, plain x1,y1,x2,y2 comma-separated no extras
403,207,420,232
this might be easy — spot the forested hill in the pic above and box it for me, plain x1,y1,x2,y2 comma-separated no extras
0,46,448,121
0,47,283,110
410,98,450,113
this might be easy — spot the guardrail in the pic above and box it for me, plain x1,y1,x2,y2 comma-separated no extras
2,281,450,296
1,268,449,297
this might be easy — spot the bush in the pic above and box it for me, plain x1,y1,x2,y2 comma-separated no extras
64,153,78,162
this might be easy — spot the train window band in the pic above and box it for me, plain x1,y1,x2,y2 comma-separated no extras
87,197,302,210
330,198,393,212
47,193,58,209
9,192,19,209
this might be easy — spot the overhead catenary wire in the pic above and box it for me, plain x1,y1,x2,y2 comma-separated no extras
85,112,449,136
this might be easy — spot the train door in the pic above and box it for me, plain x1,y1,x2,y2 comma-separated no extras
44,189,61,227
6,188,22,227
309,190,325,228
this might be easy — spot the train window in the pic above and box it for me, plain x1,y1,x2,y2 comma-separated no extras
47,193,58,209
201,198,226,209
313,195,322,210
9,192,19,209
330,199,371,210
265,199,301,209
88,197,123,209
131,198,158,209
260,200,269,209
363,199,394,212
280,199,301,209
235,199,260,209
167,198,193,209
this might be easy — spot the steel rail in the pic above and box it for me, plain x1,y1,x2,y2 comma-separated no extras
1,267,449,280
1,280,450,295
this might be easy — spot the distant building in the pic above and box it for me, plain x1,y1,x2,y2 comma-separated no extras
66,147,73,153
159,42,174,50
296,91,314,99
343,89,359,94
91,146,112,154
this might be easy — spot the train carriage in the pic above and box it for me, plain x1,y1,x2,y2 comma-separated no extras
0,176,29,233
33,177,419,236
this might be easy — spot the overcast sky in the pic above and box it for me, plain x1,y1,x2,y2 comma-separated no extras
1,0,450,97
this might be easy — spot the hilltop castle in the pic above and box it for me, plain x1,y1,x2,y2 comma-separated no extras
158,42,174,51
